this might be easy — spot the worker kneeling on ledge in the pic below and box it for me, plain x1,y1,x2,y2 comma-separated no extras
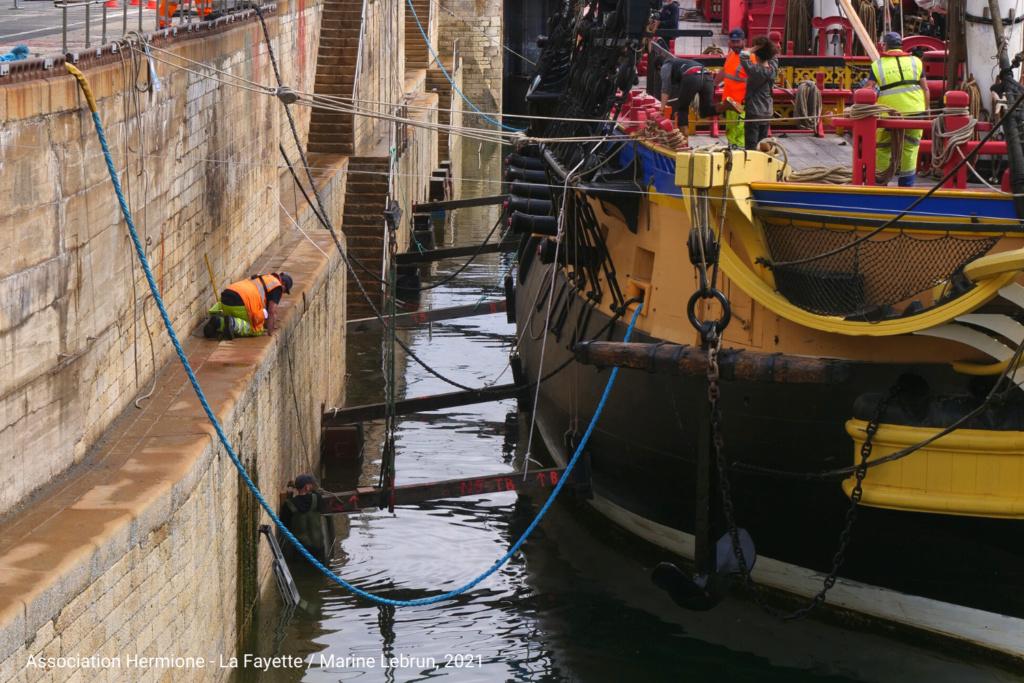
280,473,331,562
204,272,293,339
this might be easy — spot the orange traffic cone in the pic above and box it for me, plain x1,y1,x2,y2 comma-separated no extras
145,0,156,8
130,0,139,5
106,0,119,7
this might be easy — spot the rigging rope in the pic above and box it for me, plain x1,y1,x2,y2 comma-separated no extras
793,80,822,131
785,0,813,55
855,0,877,57
928,106,976,172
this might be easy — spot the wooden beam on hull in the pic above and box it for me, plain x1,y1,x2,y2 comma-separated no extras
573,341,850,384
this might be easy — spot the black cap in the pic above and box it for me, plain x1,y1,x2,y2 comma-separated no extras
279,272,293,294
295,473,315,489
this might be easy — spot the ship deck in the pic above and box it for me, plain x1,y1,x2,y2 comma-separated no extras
650,11,1001,191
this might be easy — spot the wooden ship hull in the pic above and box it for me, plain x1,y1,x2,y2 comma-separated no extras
508,0,1024,662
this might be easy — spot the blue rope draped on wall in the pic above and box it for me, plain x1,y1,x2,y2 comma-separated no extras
68,61,638,607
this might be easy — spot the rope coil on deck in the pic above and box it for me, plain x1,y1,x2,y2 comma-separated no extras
926,106,977,177
794,81,823,131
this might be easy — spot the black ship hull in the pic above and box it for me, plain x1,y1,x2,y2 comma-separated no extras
515,259,1024,661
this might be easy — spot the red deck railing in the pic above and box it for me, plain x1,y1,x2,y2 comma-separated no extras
831,89,1007,188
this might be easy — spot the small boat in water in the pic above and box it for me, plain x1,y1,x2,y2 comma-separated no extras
508,0,1024,665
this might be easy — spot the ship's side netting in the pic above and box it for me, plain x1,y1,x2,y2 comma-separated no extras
761,221,999,317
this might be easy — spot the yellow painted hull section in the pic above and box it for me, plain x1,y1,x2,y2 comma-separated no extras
844,420,1024,518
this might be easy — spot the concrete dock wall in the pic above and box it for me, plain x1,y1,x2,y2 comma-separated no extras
352,0,405,156
0,224,346,683
0,0,491,677
0,4,354,681
0,2,320,519
435,0,502,122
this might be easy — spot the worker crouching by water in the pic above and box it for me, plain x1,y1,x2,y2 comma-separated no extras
280,474,330,562
863,32,929,186
739,35,780,150
204,272,293,339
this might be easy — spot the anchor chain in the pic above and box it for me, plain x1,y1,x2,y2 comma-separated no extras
706,331,898,621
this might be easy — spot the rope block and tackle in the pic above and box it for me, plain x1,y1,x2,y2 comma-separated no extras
688,227,719,267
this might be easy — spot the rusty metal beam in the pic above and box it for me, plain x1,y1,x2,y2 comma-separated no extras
394,240,518,265
347,300,508,333
320,468,567,513
412,194,507,213
322,383,523,426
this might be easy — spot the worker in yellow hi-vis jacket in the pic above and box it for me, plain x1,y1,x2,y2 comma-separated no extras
863,32,929,187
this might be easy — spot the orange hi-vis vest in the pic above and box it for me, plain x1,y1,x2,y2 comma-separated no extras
157,0,212,28
225,274,284,334
722,51,755,102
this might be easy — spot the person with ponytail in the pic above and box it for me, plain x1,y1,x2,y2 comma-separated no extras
739,35,780,150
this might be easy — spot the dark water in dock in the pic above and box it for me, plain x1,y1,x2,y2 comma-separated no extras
238,142,1022,683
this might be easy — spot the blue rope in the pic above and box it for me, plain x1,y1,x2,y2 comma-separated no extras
88,105,641,606
405,0,524,133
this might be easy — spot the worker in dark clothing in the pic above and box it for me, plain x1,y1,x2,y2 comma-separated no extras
659,0,681,29
659,57,739,148
739,35,780,150
280,473,329,561
647,38,671,102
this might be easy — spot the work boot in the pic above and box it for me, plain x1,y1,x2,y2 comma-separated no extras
203,315,222,339
715,97,743,115
223,317,237,341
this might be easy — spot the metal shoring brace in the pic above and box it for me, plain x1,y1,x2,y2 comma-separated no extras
380,212,400,513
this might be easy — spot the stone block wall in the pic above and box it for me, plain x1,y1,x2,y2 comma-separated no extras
449,56,465,171
0,4,321,519
0,224,346,683
395,92,440,218
435,0,502,123
276,0,323,167
352,0,406,155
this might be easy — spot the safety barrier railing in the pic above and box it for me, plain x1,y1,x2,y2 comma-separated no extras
53,0,251,52
55,0,144,51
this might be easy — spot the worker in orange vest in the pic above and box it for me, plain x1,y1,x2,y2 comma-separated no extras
204,272,293,339
157,0,212,28
713,28,753,147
